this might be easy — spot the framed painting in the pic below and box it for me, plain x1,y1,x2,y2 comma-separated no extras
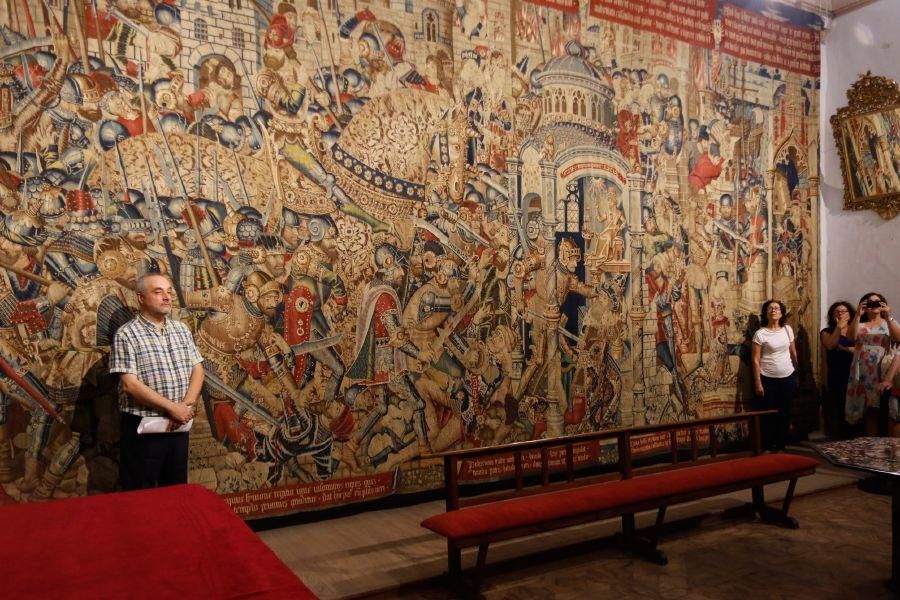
831,72,900,220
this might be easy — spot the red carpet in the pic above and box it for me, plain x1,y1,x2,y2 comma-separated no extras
0,484,318,599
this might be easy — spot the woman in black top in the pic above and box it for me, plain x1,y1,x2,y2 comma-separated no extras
820,301,855,438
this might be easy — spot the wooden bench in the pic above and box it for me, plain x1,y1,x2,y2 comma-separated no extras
421,411,818,588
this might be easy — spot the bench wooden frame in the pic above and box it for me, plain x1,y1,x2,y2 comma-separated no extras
422,411,818,588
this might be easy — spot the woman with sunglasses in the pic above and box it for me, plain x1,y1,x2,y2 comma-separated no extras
820,301,856,438
752,299,798,451
846,292,900,435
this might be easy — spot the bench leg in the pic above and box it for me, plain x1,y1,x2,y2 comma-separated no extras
471,543,490,591
448,542,462,580
476,543,490,571
752,481,800,529
445,543,480,597
648,506,668,550
752,485,765,512
621,513,636,544
618,510,668,565
781,478,798,517
444,542,489,596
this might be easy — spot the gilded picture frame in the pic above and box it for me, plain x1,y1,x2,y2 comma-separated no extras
831,72,900,220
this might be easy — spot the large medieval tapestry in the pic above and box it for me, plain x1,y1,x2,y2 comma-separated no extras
0,0,821,516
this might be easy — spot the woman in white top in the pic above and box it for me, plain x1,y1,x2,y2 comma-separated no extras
751,299,798,451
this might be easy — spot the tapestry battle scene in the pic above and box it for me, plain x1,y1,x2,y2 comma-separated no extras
0,0,821,515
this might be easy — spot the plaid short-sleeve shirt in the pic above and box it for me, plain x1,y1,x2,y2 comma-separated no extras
109,314,204,417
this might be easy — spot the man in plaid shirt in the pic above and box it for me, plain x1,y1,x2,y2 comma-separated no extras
110,273,205,490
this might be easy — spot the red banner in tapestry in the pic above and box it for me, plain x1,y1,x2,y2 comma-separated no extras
720,3,820,77
589,0,716,48
629,429,713,455
525,0,580,13
457,441,600,482
222,471,398,517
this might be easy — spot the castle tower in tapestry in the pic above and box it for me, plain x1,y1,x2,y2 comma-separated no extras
180,0,261,107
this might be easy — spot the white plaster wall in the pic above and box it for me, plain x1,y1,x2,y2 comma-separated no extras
820,1,900,327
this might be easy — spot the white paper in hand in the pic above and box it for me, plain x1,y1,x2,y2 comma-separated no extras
137,416,194,434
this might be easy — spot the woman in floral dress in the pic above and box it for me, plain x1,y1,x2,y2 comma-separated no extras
846,292,900,435
879,350,900,437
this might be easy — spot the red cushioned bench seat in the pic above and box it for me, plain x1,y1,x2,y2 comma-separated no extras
422,453,818,541
420,412,819,590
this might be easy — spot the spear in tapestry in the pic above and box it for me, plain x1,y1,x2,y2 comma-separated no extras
0,259,56,287
88,0,106,66
533,4,546,63
237,57,288,212
19,51,32,91
76,155,94,188
38,0,51,32
0,354,64,423
302,39,343,131
97,143,114,218
18,0,36,38
153,117,220,287
195,110,201,197
735,65,747,282
32,144,42,175
261,186,275,230
400,227,421,305
219,174,243,212
39,0,77,61
137,61,217,288
138,162,161,246
112,136,133,203
138,61,148,137
236,57,263,115
316,0,344,116
69,0,91,74
331,1,349,117
142,154,185,305
16,131,24,176
333,1,344,36
213,130,221,206
231,145,251,207
370,22,395,75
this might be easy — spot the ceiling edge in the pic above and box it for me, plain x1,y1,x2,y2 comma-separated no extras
832,0,881,17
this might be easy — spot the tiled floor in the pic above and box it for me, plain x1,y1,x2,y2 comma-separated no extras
364,484,892,599
259,449,883,599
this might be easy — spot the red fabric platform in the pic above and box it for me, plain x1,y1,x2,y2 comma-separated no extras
422,454,819,540
0,484,318,599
